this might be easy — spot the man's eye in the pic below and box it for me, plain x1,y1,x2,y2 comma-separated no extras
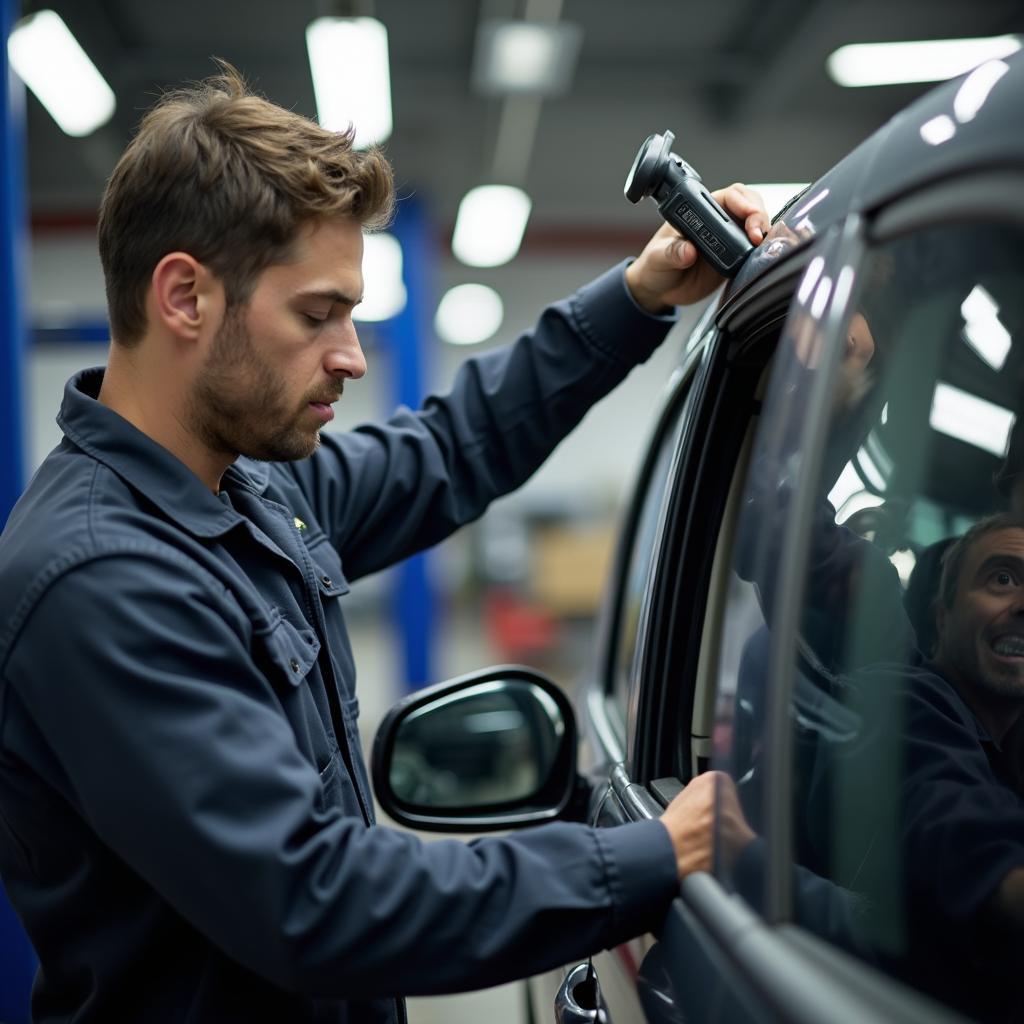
303,313,326,327
992,570,1015,587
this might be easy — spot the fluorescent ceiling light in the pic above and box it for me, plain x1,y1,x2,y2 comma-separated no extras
452,185,532,267
306,17,392,147
960,284,1011,371
748,183,810,218
827,35,1021,87
435,284,504,346
8,9,115,137
930,381,1014,456
472,19,583,95
354,233,406,322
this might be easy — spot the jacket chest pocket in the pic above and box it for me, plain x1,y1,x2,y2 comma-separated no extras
305,538,349,602
256,614,337,775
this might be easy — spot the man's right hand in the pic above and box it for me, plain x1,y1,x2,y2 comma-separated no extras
659,770,755,879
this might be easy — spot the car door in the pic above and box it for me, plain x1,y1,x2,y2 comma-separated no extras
530,244,814,1023
578,172,1024,1023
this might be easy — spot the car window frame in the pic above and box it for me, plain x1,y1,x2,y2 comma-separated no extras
591,320,714,767
627,251,816,788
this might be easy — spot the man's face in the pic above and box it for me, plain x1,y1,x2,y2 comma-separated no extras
188,216,366,463
937,528,1024,708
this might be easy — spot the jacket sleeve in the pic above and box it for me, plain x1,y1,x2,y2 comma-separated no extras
4,550,679,997
285,262,677,580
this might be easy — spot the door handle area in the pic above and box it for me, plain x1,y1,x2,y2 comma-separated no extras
554,961,611,1023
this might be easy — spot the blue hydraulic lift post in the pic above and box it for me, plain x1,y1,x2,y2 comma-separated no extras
1,0,38,1021
382,197,436,691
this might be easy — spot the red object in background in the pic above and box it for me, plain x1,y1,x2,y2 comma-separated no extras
483,589,561,661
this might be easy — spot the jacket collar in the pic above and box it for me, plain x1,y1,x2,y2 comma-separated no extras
58,368,271,538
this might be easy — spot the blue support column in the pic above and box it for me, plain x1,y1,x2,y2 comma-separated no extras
1,2,38,1021
382,198,436,691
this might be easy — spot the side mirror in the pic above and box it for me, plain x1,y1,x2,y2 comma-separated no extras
371,666,579,831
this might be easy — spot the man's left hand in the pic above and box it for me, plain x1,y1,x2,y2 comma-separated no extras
625,183,769,314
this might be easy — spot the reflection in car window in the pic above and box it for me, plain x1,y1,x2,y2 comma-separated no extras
608,405,688,738
715,220,1024,1021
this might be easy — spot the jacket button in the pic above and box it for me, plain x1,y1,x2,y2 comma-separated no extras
289,658,300,672
321,575,333,587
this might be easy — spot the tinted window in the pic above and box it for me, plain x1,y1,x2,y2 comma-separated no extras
717,219,1024,1020
607,388,691,738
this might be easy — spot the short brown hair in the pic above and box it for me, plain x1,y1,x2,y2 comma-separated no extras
938,513,1024,611
98,62,394,345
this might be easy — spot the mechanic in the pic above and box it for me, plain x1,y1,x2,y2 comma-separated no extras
0,66,769,1023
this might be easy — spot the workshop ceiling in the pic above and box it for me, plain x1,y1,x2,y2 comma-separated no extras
20,0,1024,241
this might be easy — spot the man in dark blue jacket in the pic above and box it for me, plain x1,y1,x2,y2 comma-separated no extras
0,66,768,1022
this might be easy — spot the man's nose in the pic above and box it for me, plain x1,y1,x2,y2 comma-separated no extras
325,329,367,380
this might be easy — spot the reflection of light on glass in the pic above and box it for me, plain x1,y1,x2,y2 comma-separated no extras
406,680,507,723
463,710,526,733
929,381,1015,456
954,59,1010,122
791,188,830,222
747,183,810,218
833,265,856,312
961,284,1011,370
857,448,887,492
881,402,889,425
828,460,863,511
534,687,565,737
920,115,956,146
890,548,917,585
354,233,406,322
797,256,825,306
827,36,1021,87
810,277,832,319
836,489,885,525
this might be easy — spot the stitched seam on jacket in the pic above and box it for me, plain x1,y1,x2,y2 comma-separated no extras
0,540,238,676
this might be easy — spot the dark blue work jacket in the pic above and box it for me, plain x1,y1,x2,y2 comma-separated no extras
0,264,680,1023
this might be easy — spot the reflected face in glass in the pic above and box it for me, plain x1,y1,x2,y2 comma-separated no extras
937,528,1024,718
834,312,877,412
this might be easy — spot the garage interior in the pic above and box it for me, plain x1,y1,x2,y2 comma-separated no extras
4,2,1024,1021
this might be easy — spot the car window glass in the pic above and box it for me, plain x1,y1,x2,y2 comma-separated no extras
607,397,690,737
716,220,1024,1021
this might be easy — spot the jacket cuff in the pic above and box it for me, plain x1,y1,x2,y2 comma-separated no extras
595,819,679,942
570,260,678,370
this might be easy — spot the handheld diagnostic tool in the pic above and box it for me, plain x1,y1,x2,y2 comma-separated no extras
624,130,753,278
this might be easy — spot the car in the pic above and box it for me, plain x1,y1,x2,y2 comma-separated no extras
373,42,1024,1024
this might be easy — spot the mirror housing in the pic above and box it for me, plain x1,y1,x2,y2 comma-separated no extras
371,665,580,832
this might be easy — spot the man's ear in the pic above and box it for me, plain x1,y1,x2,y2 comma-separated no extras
150,253,222,341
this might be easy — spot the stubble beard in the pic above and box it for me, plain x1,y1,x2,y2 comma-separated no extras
188,307,321,464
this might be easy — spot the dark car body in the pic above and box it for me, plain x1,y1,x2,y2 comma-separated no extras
376,45,1024,1023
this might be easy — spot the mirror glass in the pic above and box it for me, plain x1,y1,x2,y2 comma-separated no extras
389,679,566,810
